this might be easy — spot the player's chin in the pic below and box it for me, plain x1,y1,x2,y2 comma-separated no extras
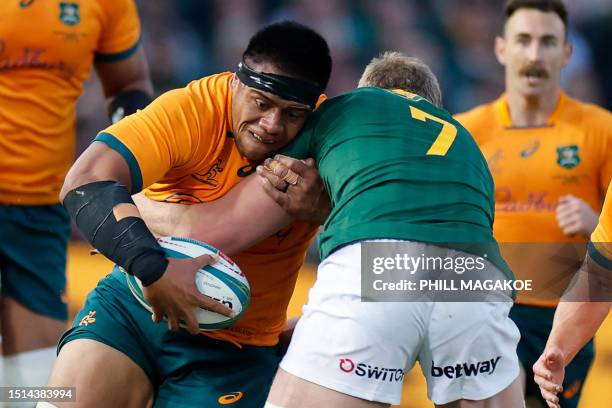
242,140,280,162
518,85,545,98
519,78,548,94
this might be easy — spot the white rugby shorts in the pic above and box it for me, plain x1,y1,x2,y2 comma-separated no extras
279,241,520,405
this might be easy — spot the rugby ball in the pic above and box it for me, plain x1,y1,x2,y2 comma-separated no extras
124,236,250,331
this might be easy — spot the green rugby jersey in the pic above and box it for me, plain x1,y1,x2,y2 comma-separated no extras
283,87,511,277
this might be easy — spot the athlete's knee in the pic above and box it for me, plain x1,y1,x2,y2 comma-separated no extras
1,296,66,354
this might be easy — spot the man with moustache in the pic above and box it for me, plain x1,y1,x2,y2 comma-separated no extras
455,1,612,407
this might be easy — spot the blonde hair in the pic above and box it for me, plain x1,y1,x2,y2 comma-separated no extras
358,51,442,107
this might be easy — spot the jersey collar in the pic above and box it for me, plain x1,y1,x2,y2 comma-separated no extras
495,91,566,127
226,74,235,134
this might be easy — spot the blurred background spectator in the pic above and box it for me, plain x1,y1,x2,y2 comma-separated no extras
76,0,612,156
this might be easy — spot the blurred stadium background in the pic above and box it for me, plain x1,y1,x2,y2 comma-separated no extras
68,1,612,407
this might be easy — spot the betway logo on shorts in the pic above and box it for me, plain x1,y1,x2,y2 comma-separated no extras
431,356,501,379
339,358,404,382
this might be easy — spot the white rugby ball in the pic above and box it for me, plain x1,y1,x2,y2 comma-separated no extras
124,236,250,331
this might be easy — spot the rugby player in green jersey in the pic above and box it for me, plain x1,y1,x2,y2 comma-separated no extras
149,51,525,407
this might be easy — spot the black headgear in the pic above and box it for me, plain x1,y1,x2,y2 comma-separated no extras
236,60,323,109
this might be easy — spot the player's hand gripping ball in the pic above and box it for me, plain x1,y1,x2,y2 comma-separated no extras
124,237,250,330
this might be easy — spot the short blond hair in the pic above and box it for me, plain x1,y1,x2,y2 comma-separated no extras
358,51,442,107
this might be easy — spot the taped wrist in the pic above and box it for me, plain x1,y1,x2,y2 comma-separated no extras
63,181,167,286
109,90,152,123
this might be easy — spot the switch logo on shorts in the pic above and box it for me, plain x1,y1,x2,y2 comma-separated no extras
338,358,405,382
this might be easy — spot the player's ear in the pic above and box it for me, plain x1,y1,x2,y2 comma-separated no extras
230,73,239,91
562,41,573,68
494,36,506,66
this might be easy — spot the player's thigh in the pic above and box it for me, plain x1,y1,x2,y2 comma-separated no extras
419,300,521,405
155,335,283,408
435,377,524,408
1,296,66,354
267,368,390,408
48,339,153,408
277,243,428,406
54,269,161,405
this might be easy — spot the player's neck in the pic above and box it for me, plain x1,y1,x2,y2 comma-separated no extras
505,88,561,127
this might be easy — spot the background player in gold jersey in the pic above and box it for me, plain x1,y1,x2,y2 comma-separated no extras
533,182,612,408
0,0,152,389
455,1,612,407
49,22,332,407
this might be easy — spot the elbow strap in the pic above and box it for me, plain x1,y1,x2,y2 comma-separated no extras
109,89,152,123
63,181,167,286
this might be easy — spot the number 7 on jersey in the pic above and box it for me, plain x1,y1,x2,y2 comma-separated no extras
409,106,457,156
